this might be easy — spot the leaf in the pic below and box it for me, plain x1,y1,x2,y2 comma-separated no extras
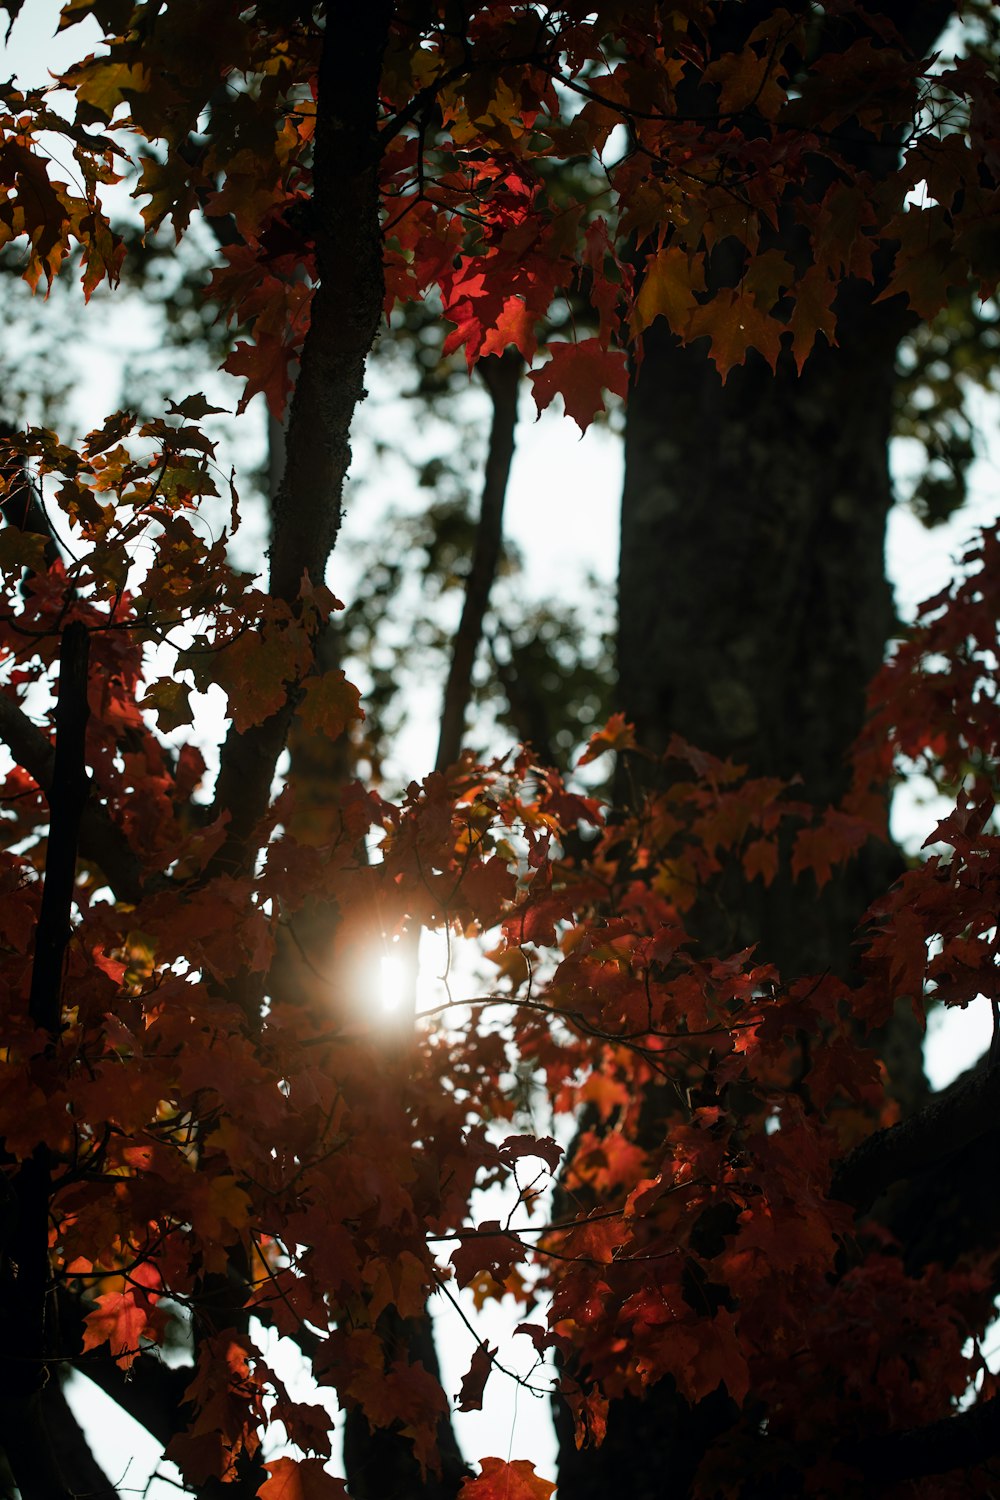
81,1261,162,1369
0,527,50,574
498,1133,563,1172
450,1223,523,1289
528,340,628,433
457,1340,496,1412
576,712,636,766
630,246,706,337
742,837,778,887
460,1459,555,1500
297,671,364,740
686,289,783,381
168,393,228,421
225,336,296,419
139,678,194,733
787,265,838,373
257,1458,348,1499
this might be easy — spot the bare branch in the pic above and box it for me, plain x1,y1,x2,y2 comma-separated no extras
436,350,521,772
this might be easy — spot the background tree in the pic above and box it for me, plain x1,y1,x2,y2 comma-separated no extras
0,4,996,1500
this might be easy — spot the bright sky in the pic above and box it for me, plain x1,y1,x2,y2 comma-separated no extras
2,1,999,1492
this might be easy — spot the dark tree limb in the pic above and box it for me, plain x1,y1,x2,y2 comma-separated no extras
838,1394,1000,1485
343,1308,470,1500
435,349,521,772
74,1349,193,1452
211,4,392,872
29,621,90,1033
0,624,94,1497
830,1054,1000,1213
0,680,144,905
40,1372,116,1498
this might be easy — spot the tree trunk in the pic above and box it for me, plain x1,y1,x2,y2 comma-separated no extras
616,283,904,980
555,277,920,1500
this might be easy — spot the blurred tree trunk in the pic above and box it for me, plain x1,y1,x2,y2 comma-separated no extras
554,0,959,1486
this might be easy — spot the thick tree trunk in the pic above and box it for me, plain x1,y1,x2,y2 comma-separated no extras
616,284,903,980
555,262,941,1498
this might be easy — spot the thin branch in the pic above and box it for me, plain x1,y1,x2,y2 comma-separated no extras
31,623,97,1031
0,690,143,902
436,350,521,773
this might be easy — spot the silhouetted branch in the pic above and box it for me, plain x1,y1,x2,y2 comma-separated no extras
831,1054,1000,1212
436,349,521,771
839,1394,1000,1484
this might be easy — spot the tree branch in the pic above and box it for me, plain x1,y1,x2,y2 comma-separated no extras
839,1394,1000,1485
0,679,144,906
41,1373,116,1498
435,350,521,772
0,625,97,1497
29,621,90,1034
830,1054,1000,1213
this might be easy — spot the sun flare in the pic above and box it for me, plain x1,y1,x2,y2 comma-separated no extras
379,954,406,1013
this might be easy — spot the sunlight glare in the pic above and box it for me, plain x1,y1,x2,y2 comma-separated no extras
380,953,405,1013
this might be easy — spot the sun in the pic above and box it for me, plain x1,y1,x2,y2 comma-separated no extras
379,952,406,1013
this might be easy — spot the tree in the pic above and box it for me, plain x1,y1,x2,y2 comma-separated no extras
0,4,997,1499
558,3,1000,1493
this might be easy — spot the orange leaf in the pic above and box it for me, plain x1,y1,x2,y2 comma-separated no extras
630,246,705,337
257,1458,348,1499
81,1261,163,1369
460,1458,555,1500
297,671,364,740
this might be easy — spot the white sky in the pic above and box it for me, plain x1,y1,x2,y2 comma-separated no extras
3,1,999,1491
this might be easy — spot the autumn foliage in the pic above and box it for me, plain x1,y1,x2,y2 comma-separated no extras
0,3,998,1498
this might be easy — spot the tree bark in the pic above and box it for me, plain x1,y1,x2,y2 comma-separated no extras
557,1,960,1490
210,4,392,874
615,284,904,981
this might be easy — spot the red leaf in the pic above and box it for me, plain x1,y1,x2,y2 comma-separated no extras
457,1340,497,1412
81,1261,163,1369
450,1223,523,1289
498,1133,563,1173
528,340,627,433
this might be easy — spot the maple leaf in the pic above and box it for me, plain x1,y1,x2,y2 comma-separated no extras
457,1340,497,1412
460,1459,555,1500
686,290,783,381
528,340,628,433
225,336,296,419
450,1223,523,1289
297,670,364,739
576,712,636,766
257,1458,348,1499
81,1261,163,1369
742,837,778,886
0,526,50,575
139,677,193,733
630,246,706,337
498,1133,563,1173
787,265,838,373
